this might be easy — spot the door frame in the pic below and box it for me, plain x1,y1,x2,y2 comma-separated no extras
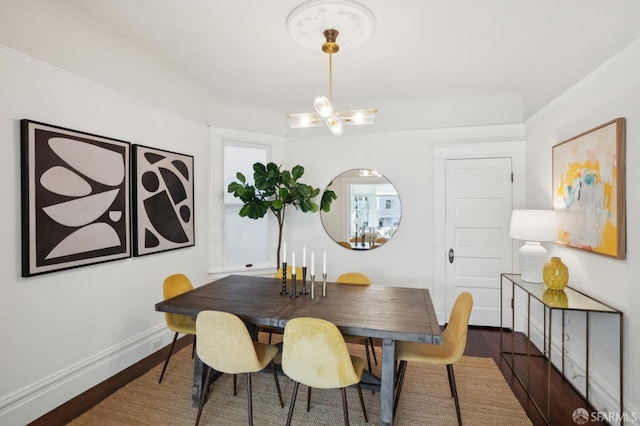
433,141,526,323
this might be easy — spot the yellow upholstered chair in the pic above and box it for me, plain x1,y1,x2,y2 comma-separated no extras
393,292,474,425
159,273,197,384
336,272,372,286
336,272,378,371
194,311,284,426
282,317,368,425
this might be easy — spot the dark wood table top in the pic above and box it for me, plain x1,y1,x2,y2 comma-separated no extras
155,274,441,344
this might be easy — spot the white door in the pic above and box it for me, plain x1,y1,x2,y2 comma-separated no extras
445,158,513,326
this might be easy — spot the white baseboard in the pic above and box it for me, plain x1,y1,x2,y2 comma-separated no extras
0,324,174,425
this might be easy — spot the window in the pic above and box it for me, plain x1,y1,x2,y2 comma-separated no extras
223,144,270,270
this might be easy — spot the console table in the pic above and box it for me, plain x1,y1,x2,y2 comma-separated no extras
500,273,623,425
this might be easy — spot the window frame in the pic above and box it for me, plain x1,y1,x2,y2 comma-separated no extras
209,128,285,278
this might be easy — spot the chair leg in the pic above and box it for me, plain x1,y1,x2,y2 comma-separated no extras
446,363,455,397
285,381,300,426
363,339,373,372
247,373,253,426
195,366,212,426
191,335,196,359
393,360,408,418
233,374,237,396
356,383,369,423
341,387,350,426
306,386,312,412
158,332,179,383
447,364,462,426
270,360,284,408
368,337,378,365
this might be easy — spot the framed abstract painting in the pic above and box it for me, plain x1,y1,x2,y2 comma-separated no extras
552,118,626,259
21,120,131,276
132,145,195,256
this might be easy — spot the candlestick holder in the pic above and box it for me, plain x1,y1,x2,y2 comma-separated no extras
300,266,308,294
290,272,299,298
310,274,315,299
322,272,327,297
280,262,288,295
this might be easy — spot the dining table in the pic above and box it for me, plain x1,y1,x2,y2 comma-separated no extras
155,274,441,426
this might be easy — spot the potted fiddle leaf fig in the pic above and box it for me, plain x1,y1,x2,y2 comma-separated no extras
227,162,336,267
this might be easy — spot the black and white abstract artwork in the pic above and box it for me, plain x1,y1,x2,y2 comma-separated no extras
132,145,194,256
21,120,131,277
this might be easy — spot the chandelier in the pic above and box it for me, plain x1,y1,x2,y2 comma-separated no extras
286,1,377,136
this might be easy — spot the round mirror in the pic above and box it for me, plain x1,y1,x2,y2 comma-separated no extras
321,169,401,250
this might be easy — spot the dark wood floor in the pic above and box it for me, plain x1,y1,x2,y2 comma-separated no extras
464,327,606,426
31,327,604,425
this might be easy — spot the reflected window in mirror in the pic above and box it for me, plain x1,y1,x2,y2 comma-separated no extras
321,169,401,250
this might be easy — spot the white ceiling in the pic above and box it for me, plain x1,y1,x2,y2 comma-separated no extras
3,1,640,135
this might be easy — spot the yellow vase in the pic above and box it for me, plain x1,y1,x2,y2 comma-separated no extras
542,289,569,308
543,257,569,290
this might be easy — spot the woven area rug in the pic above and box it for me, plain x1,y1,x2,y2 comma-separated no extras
70,336,531,425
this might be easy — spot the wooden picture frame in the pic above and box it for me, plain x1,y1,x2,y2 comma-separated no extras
552,118,626,259
132,145,195,256
21,120,131,276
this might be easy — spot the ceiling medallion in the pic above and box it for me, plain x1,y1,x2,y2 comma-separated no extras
287,0,376,51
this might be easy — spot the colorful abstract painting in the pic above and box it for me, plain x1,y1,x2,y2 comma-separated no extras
552,118,626,259
132,145,194,256
21,120,131,276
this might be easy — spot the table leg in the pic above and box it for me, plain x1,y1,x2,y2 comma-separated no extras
192,352,205,407
380,338,395,426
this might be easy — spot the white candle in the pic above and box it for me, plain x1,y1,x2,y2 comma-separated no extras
303,246,307,267
311,252,315,276
292,252,296,271
323,251,327,274
282,241,286,263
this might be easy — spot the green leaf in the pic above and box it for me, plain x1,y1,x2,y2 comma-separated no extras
244,199,269,219
321,189,337,212
271,199,283,210
291,165,304,180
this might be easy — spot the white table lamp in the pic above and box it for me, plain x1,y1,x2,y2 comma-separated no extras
509,210,558,283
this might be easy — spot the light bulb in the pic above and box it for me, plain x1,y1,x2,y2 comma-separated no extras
314,96,334,118
326,115,344,136
288,113,322,128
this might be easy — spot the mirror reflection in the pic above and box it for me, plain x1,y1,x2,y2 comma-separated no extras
321,169,401,250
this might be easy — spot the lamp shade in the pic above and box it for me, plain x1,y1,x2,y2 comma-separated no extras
313,96,334,118
509,210,558,242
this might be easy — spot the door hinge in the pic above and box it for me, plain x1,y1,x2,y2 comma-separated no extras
511,172,514,183
511,298,514,309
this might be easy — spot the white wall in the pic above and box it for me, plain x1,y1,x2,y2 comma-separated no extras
525,39,640,418
0,47,211,425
